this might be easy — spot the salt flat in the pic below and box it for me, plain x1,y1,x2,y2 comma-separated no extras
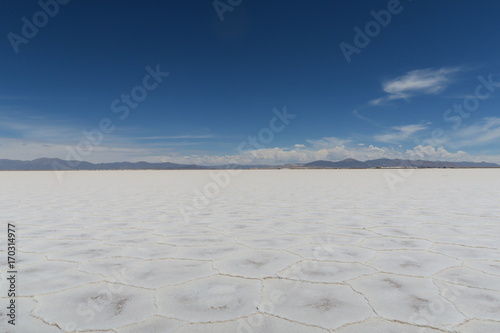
1,169,500,332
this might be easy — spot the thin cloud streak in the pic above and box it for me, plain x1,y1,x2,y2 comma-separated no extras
135,135,217,140
352,109,379,126
448,117,500,148
370,67,461,105
374,124,428,143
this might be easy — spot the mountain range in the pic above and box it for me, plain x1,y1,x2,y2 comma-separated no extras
297,158,500,169
0,157,498,171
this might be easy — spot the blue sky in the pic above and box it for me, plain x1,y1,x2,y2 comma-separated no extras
1,0,500,164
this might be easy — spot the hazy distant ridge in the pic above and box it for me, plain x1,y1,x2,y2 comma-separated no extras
300,158,500,169
0,157,498,170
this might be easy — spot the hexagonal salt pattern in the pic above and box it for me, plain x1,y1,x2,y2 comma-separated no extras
213,248,301,278
115,316,185,333
32,282,156,331
334,318,445,332
0,297,64,333
349,273,466,330
157,275,260,322
367,250,461,276
278,260,376,283
173,314,330,332
435,280,500,321
260,278,376,330
18,261,101,296
122,259,216,288
1,169,500,332
456,320,500,333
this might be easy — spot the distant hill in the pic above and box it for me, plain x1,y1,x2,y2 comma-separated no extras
304,158,368,168
0,158,204,171
364,158,412,168
210,164,274,169
0,157,498,171
302,158,499,169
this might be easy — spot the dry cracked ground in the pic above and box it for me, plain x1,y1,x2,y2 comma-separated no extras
1,169,499,332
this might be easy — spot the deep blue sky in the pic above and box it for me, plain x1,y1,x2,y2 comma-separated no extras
2,0,500,164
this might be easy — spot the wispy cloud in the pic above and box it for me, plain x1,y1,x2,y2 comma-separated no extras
306,137,351,148
0,138,158,162
449,117,500,148
135,134,217,140
370,67,461,105
352,109,379,125
374,124,428,143
0,118,79,142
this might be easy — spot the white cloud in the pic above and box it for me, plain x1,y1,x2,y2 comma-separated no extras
370,67,460,105
155,143,492,165
2,135,499,165
404,145,468,161
1,113,499,165
374,124,428,143
369,98,385,106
